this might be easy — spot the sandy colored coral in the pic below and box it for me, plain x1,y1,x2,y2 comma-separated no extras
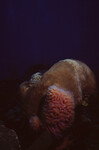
19,59,96,138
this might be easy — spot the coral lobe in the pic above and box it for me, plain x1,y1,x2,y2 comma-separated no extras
42,85,75,138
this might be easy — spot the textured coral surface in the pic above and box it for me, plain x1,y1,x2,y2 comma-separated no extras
0,73,99,150
42,85,75,138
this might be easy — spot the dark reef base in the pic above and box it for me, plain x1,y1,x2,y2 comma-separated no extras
0,67,99,150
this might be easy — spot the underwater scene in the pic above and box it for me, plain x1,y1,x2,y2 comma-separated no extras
0,0,99,150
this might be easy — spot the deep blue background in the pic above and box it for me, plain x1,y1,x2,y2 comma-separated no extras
0,0,99,79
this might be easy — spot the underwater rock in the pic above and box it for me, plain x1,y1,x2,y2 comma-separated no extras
19,59,96,139
0,124,21,150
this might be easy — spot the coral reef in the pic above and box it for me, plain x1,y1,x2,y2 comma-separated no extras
19,59,96,141
0,60,98,150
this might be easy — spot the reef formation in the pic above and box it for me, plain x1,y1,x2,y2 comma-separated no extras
19,59,96,139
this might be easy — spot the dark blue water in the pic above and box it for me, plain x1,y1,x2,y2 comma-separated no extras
0,0,99,79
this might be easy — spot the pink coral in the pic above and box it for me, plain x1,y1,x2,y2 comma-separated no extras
42,85,75,138
29,116,42,131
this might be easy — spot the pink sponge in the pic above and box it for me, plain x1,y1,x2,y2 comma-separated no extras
42,85,75,138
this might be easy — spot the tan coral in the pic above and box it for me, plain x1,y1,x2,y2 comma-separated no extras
19,59,96,138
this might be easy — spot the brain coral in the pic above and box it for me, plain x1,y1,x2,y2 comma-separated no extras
19,59,96,139
41,85,75,138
